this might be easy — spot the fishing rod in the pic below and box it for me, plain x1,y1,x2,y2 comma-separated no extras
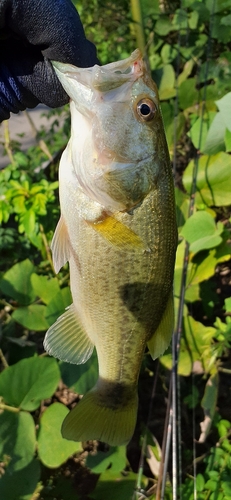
133,0,216,497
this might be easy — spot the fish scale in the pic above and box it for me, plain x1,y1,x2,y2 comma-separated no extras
44,49,177,446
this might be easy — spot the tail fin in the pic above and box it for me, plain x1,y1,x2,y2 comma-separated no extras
61,385,138,447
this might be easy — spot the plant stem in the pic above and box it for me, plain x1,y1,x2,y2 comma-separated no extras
0,349,8,368
24,110,53,161
39,224,55,273
218,367,231,374
0,402,19,413
2,120,16,165
130,0,146,54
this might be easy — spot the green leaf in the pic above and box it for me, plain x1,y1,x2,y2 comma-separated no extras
184,315,216,373
183,152,231,207
0,356,60,411
12,304,49,331
60,349,98,394
91,470,137,500
37,402,81,468
20,209,36,236
0,411,36,471
180,211,223,254
190,243,231,285
45,288,72,326
225,128,231,152
0,259,36,305
203,112,226,155
188,112,216,151
215,92,231,131
154,16,172,36
178,78,198,110
30,273,60,304
86,446,126,473
175,187,190,229
177,60,194,86
204,479,218,491
0,459,40,500
14,151,29,168
225,297,231,313
201,372,219,418
159,64,176,100
196,474,205,492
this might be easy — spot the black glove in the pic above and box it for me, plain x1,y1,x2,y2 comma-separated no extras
0,0,98,121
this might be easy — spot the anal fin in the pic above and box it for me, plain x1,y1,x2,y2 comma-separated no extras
51,216,70,273
147,292,174,360
44,304,94,364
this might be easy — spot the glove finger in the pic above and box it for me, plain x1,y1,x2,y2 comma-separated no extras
0,40,70,120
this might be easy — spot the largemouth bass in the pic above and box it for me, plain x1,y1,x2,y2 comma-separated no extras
44,49,177,446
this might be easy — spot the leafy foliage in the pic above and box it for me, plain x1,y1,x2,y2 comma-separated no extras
0,0,231,499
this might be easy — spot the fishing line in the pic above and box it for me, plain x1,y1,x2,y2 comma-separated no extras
160,0,216,498
133,361,160,500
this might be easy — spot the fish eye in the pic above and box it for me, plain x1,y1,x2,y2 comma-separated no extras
136,98,156,121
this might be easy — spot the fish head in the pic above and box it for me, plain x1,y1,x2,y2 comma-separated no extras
53,50,170,212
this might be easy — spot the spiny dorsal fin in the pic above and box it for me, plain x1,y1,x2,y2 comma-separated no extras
44,304,94,364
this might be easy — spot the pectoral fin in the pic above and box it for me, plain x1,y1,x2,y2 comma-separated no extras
147,292,174,360
51,216,70,273
44,304,94,364
87,216,148,252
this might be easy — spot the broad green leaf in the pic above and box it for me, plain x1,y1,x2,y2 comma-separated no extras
0,259,36,305
188,10,199,29
225,128,231,152
12,304,49,331
161,44,178,64
91,470,137,500
206,0,231,13
0,458,40,500
203,112,226,155
178,78,198,110
225,297,231,313
86,446,126,473
154,15,172,36
201,372,219,418
45,288,72,326
190,242,231,285
0,356,60,411
20,209,36,236
172,8,188,29
177,59,194,86
188,112,216,151
60,349,98,394
184,315,216,373
183,152,231,206
159,64,176,100
37,403,81,468
196,474,205,492
0,411,36,471
175,187,190,228
212,14,231,43
180,211,223,254
31,273,60,304
215,92,231,131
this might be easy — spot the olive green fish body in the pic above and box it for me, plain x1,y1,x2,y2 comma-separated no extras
44,50,177,446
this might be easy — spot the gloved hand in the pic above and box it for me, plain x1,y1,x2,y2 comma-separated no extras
0,0,98,121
